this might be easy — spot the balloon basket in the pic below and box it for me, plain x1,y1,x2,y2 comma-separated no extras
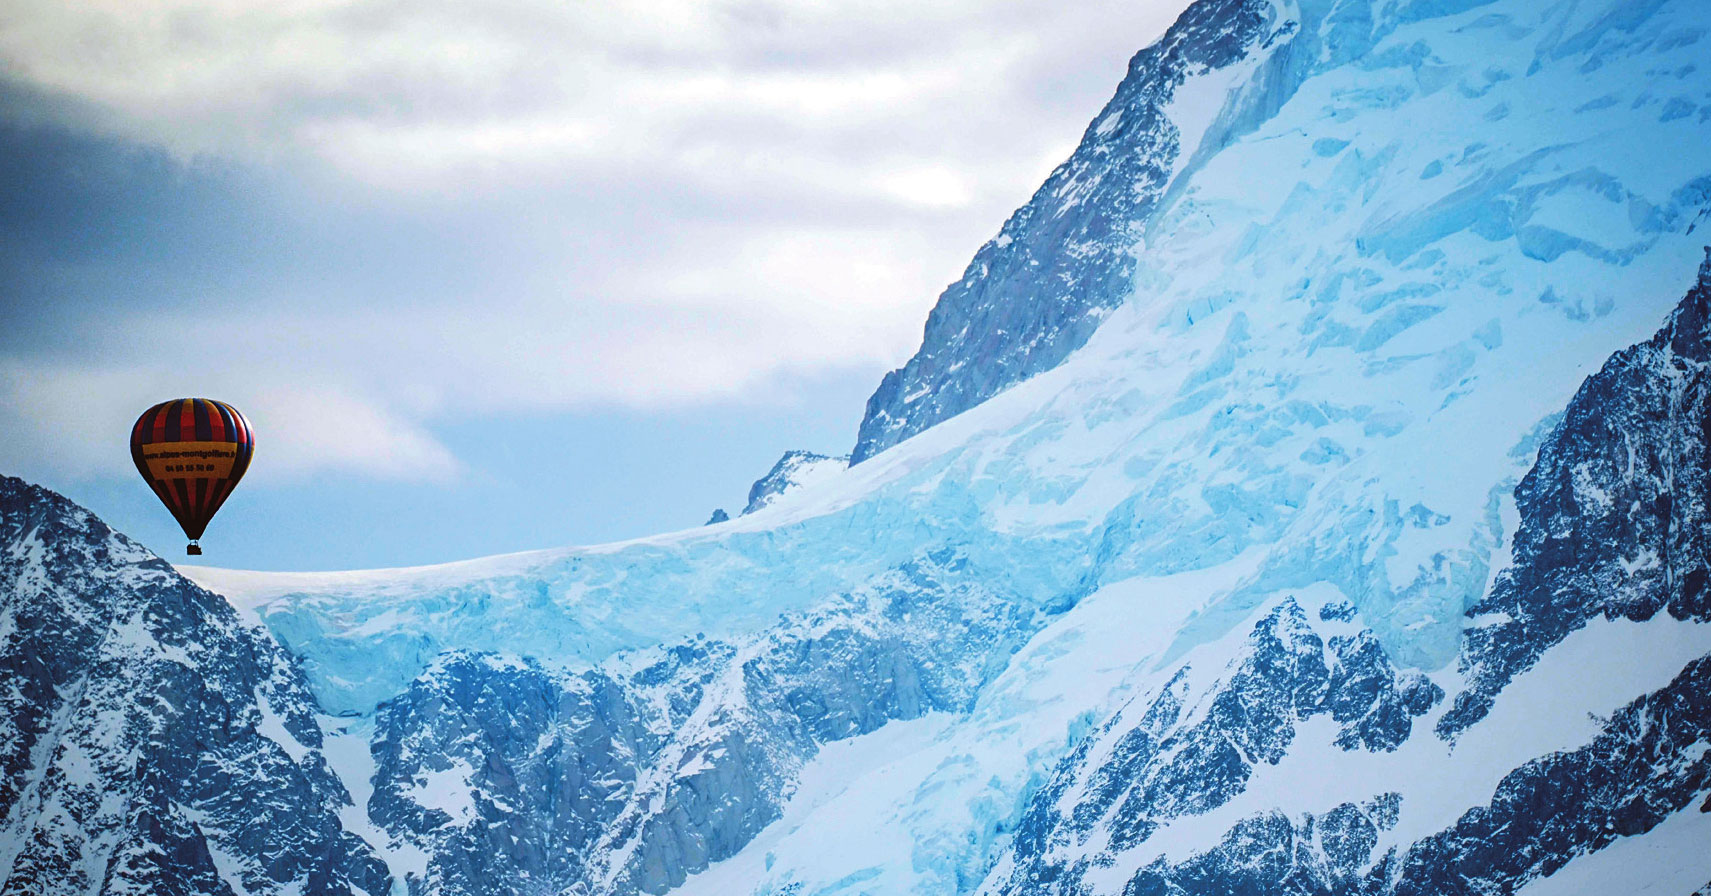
186,543,202,556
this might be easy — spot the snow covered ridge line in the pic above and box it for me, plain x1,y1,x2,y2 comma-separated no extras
703,450,852,526
0,476,389,896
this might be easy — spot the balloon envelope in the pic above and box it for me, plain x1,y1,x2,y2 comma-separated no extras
130,398,254,549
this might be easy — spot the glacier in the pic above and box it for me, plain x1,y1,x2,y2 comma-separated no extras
6,0,1711,892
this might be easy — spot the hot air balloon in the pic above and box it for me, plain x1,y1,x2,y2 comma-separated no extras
130,398,255,556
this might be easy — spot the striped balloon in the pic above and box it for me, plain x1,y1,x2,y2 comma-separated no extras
129,398,255,555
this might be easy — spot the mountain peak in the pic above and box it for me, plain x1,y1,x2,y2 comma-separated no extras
742,450,849,515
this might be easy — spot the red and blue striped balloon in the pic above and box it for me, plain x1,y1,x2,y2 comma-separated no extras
129,398,255,555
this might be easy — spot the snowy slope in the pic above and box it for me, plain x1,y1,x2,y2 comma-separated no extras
137,0,1711,892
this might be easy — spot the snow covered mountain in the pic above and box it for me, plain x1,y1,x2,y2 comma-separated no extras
7,0,1711,893
0,477,388,895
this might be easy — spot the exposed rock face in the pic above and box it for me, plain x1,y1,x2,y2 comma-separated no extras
1440,247,1711,738
988,598,1440,893
849,0,1281,463
0,477,387,896
1392,655,1711,896
1076,653,1711,896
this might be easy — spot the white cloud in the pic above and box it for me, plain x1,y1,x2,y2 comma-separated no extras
250,385,461,482
0,360,459,485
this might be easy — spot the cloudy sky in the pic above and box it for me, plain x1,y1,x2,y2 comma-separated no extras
0,0,1189,570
